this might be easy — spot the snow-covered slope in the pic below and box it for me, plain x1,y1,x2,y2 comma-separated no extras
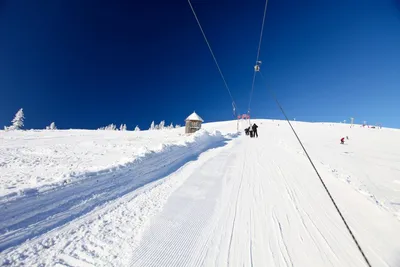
272,121,400,221
0,128,191,198
0,125,234,199
1,120,400,266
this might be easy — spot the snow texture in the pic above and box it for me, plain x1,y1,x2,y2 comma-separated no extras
1,120,400,266
0,128,227,266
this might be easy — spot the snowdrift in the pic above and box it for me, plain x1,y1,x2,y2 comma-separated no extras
0,129,229,253
0,128,225,200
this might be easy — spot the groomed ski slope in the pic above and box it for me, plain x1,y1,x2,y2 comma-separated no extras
1,120,400,266
130,121,400,267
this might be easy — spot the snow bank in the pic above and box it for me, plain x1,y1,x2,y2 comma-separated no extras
0,128,225,199
0,129,231,266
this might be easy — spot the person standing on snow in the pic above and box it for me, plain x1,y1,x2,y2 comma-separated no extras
340,137,345,144
252,123,258,138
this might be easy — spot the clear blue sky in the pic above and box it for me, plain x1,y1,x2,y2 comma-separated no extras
1,0,399,129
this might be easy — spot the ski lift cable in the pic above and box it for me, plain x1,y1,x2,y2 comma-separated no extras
258,71,372,267
187,0,238,115
248,0,269,114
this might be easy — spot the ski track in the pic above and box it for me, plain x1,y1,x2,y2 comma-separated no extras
129,145,238,267
226,150,246,267
0,131,230,265
2,121,400,266
128,123,400,267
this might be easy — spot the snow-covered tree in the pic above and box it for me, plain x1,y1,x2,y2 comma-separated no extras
134,125,140,132
175,124,181,128
154,124,159,130
168,122,173,129
12,108,25,129
5,108,24,130
100,124,117,130
158,120,165,130
46,122,57,130
149,121,155,131
119,124,127,131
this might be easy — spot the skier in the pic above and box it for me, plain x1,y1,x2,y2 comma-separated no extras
340,137,345,144
244,127,250,136
252,123,258,138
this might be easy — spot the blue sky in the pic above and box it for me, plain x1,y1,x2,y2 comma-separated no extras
1,0,399,129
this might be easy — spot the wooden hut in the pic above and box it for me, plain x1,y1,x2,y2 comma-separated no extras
185,111,204,134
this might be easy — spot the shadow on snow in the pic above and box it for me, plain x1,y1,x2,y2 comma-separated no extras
0,135,233,252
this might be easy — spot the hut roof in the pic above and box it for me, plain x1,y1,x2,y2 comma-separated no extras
185,111,204,122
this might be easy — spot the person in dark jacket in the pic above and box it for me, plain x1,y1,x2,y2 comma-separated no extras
244,127,250,136
252,123,258,138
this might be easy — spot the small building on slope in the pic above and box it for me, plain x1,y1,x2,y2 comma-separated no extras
185,111,204,134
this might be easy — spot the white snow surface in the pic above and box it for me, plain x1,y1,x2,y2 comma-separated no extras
0,127,223,199
1,120,400,266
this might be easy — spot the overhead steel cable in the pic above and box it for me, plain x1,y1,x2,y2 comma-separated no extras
188,0,238,115
248,0,269,114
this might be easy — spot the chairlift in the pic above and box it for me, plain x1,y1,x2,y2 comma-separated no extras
254,61,262,72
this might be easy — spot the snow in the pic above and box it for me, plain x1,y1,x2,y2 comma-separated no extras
0,128,216,199
185,112,204,122
1,120,400,266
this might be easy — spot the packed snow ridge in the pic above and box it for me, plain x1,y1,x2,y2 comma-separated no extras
1,120,400,266
0,128,223,199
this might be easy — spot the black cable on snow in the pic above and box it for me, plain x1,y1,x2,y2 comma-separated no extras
259,71,372,267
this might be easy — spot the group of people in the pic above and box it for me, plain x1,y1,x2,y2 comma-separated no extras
244,123,259,138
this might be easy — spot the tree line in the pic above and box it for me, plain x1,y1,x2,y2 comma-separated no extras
3,108,181,131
